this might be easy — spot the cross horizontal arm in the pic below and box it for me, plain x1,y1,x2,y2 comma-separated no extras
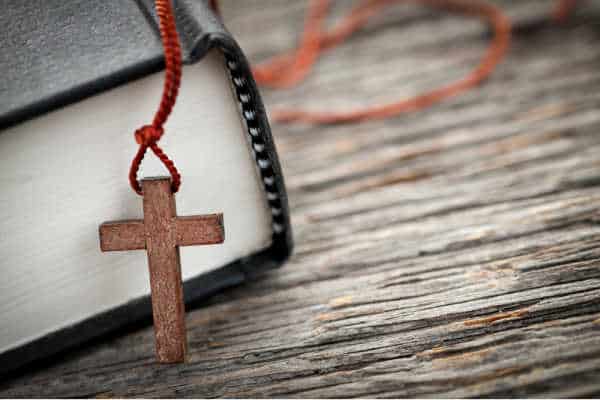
176,214,225,247
99,220,146,252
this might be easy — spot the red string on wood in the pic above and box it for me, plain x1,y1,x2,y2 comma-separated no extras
129,0,182,195
252,0,512,125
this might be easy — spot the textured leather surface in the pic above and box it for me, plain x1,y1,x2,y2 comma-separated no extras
1,0,224,129
1,0,293,375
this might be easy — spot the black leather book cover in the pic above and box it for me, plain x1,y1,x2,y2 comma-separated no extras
0,0,292,375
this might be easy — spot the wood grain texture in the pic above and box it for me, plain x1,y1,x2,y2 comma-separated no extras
99,220,146,251
3,0,600,397
176,215,225,247
141,178,187,364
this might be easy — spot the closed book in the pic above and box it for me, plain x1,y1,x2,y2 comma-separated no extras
0,0,292,375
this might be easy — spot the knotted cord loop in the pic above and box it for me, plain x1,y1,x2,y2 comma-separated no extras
129,0,182,195
135,125,164,146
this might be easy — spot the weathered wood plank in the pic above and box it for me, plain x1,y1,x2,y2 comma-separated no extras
2,0,600,397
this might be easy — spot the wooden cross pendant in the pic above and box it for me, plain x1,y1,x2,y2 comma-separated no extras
99,178,225,363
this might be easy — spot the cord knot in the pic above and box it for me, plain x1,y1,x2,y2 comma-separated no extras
135,125,164,146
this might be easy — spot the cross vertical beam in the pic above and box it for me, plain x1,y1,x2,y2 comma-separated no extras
142,178,186,363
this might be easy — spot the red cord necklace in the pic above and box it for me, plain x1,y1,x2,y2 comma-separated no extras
130,0,579,194
129,0,183,195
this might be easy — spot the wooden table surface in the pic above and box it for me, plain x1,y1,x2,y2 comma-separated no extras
3,0,600,397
